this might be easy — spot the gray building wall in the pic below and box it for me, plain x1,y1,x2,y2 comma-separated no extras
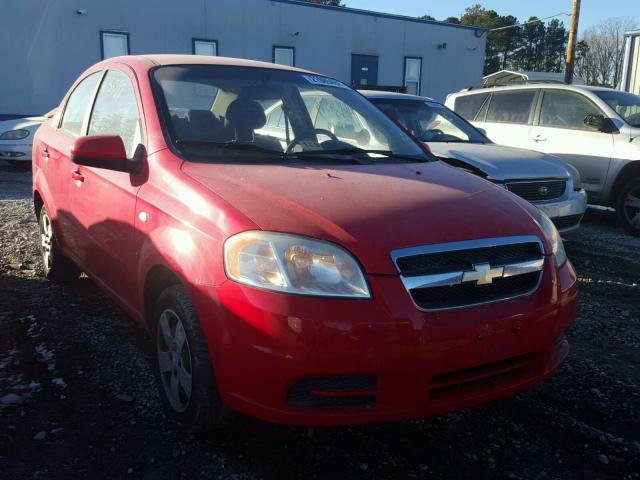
0,0,486,115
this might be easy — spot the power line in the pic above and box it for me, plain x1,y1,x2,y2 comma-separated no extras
488,12,571,32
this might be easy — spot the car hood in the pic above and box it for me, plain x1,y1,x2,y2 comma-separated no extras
0,116,47,135
182,161,544,274
427,143,569,181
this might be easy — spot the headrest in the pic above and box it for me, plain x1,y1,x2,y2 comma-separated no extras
226,99,266,130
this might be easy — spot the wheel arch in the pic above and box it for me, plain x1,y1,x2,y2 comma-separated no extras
611,161,640,206
143,264,185,328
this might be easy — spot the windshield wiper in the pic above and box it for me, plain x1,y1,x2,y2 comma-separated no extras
289,147,428,163
175,140,285,156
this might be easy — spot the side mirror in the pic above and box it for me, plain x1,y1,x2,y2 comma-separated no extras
70,135,142,174
584,114,617,133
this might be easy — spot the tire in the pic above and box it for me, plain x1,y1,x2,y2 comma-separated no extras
616,177,640,237
152,284,229,432
38,206,81,282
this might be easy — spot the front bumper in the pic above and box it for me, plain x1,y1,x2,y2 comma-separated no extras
535,189,588,233
0,143,32,161
191,258,578,426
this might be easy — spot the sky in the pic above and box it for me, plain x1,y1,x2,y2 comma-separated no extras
344,0,638,34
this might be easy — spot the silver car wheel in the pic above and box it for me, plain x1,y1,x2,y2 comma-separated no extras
623,187,640,229
157,308,193,413
40,210,53,270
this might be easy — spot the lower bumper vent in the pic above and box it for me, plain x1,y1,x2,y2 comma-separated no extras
286,375,377,408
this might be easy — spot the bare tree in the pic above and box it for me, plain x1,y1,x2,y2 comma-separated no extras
577,17,638,87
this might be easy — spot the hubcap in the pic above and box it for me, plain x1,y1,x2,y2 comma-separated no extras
40,212,53,271
157,309,193,413
624,186,640,230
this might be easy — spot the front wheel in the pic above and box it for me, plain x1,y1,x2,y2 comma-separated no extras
38,206,80,282
152,284,229,432
616,177,640,236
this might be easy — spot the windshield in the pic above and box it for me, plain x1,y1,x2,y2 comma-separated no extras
595,90,640,128
372,99,488,143
151,65,429,163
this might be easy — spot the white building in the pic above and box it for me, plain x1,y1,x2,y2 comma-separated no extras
0,0,486,116
621,30,640,94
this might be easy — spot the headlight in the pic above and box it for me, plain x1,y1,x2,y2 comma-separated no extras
539,213,567,267
0,129,30,140
565,163,582,190
224,231,371,298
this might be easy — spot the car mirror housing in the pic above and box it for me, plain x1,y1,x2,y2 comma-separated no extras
583,114,617,134
70,135,142,173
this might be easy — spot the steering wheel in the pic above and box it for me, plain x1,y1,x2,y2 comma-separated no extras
285,129,339,153
421,129,445,141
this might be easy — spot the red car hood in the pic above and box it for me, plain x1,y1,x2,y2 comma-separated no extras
182,161,543,274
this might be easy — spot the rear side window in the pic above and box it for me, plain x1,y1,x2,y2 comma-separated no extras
88,70,141,158
539,90,602,130
60,72,101,137
485,91,536,124
454,93,489,121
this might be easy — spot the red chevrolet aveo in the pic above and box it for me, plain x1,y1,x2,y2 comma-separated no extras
33,55,577,431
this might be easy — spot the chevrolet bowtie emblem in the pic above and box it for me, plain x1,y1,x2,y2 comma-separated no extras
462,263,504,286
538,185,550,195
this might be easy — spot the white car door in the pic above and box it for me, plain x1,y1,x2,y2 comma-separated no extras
471,90,538,149
528,90,614,198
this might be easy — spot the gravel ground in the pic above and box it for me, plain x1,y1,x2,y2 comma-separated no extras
1,165,639,480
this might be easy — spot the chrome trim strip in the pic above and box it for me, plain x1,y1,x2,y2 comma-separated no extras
502,258,544,278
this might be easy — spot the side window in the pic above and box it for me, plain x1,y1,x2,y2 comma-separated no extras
485,91,536,124
539,90,602,130
88,70,141,158
454,93,489,121
59,72,101,137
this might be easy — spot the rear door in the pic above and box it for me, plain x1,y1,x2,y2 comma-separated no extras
69,67,145,312
528,89,614,198
37,71,103,253
475,90,538,148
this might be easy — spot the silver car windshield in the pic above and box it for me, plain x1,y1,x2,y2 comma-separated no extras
595,90,640,128
152,65,430,163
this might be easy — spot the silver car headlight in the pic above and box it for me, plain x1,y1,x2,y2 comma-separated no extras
539,213,567,268
224,231,371,298
565,163,581,190
0,129,30,140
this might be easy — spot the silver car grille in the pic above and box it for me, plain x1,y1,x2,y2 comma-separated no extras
390,236,545,311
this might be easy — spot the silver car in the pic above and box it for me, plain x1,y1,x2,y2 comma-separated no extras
360,90,587,232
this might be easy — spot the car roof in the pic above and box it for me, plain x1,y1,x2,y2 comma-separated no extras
451,83,620,97
100,54,315,74
359,90,437,103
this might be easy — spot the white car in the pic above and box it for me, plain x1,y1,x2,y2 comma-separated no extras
446,84,640,235
0,111,52,166
360,90,587,232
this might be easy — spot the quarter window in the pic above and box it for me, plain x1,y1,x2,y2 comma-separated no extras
59,72,102,137
88,70,141,158
485,91,536,124
539,90,602,130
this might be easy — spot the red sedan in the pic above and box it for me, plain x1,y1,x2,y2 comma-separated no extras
32,55,577,431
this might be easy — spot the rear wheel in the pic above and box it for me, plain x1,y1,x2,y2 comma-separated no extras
152,284,229,432
38,206,80,282
616,177,640,236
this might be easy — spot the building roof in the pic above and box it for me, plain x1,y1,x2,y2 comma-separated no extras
271,0,486,33
482,70,585,86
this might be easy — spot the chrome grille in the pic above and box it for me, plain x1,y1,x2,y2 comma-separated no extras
391,236,545,311
506,180,566,202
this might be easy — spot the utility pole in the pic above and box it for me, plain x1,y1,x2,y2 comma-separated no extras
564,0,581,84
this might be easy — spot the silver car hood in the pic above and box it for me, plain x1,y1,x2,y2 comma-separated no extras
427,142,569,181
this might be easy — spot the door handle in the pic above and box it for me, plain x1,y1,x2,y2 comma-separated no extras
42,148,50,159
533,135,547,142
71,170,85,182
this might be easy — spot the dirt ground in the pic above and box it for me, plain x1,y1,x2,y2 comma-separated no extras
1,165,639,480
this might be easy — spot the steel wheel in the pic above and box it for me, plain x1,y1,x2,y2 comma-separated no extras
157,308,193,413
39,209,54,272
623,185,640,231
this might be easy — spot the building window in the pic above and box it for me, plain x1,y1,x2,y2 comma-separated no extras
101,31,129,59
192,39,218,56
404,57,422,95
273,46,295,67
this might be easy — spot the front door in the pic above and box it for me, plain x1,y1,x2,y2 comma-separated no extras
69,67,145,313
351,54,378,88
528,89,614,199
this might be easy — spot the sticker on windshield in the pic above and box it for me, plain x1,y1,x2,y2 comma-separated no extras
302,75,349,89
